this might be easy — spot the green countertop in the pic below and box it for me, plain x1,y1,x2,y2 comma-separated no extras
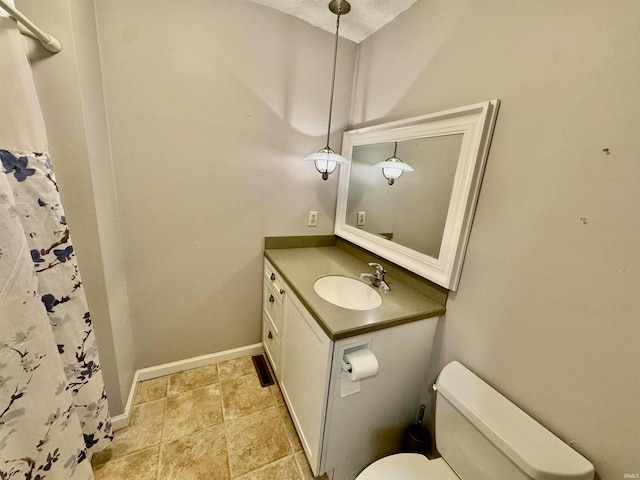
265,246,445,341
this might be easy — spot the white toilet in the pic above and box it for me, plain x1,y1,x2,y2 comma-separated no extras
356,361,594,480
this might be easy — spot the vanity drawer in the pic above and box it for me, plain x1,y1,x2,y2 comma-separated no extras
262,314,281,377
264,259,285,301
263,282,283,334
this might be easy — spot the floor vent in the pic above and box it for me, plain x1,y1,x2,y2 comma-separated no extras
252,354,274,387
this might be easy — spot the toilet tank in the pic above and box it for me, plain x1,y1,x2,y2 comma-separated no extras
434,362,594,480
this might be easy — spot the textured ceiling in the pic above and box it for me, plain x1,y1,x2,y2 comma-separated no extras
249,0,418,43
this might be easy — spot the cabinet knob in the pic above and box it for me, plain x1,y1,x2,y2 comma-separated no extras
270,273,276,281
268,331,273,339
269,294,274,303
279,289,285,295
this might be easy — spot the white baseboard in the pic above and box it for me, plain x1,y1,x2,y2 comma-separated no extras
111,343,264,431
136,343,264,381
110,369,139,431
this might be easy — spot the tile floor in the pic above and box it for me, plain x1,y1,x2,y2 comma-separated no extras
91,355,329,480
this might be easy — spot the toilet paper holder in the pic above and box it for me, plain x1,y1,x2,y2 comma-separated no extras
338,342,379,398
339,344,379,380
340,357,353,374
340,342,369,374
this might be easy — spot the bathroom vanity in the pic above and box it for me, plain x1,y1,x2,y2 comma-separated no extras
261,100,498,479
262,241,445,480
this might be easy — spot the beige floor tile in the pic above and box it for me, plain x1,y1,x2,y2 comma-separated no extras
217,355,256,381
135,376,168,405
270,384,284,405
221,374,275,421
168,364,219,395
278,405,302,452
163,384,223,442
294,451,329,480
234,455,302,480
158,423,229,480
226,406,291,477
92,399,165,464
92,446,159,480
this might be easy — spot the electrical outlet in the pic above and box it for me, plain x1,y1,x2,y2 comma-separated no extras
308,210,318,227
357,211,366,226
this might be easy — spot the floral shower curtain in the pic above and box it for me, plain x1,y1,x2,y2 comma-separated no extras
0,13,112,480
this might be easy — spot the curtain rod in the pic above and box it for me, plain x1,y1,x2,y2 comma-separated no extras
0,0,61,53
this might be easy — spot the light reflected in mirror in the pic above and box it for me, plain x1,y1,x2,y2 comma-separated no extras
345,135,463,259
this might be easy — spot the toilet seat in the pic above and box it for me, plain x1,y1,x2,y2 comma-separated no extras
355,454,460,480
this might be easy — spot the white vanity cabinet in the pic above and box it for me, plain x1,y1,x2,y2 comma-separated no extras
262,258,439,480
279,290,333,472
262,260,285,377
263,258,333,469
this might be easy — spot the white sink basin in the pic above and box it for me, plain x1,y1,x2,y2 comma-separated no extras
313,275,382,311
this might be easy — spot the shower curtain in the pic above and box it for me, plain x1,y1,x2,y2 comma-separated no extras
0,13,112,480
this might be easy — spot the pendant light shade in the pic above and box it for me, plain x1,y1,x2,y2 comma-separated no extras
372,142,414,185
305,0,351,180
305,147,348,180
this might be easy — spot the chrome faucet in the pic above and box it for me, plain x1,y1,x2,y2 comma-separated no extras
360,262,390,291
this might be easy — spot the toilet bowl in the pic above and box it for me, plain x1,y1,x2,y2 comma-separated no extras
355,361,594,480
356,454,459,480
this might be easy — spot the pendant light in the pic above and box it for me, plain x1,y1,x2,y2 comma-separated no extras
373,142,414,185
305,0,351,180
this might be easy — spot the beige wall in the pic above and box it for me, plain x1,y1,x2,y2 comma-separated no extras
94,0,357,367
13,3,638,473
353,1,640,478
16,0,136,414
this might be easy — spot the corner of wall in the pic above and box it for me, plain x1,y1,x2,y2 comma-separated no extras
67,0,136,413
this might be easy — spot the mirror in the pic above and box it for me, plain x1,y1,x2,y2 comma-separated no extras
335,100,500,290
345,134,464,259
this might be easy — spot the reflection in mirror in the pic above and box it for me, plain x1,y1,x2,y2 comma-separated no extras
335,100,500,290
372,142,414,185
345,135,463,259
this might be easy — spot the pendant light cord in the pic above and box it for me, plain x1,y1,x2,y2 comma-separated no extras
325,12,341,149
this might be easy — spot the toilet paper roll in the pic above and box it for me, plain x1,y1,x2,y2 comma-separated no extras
342,349,379,381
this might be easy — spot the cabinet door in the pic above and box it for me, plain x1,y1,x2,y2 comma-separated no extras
280,292,333,475
262,314,281,377
263,283,283,335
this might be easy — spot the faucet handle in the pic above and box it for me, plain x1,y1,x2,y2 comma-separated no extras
368,262,386,276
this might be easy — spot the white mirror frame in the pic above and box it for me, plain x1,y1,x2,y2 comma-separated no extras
335,100,500,291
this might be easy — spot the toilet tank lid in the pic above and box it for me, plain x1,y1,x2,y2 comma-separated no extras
435,362,594,480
